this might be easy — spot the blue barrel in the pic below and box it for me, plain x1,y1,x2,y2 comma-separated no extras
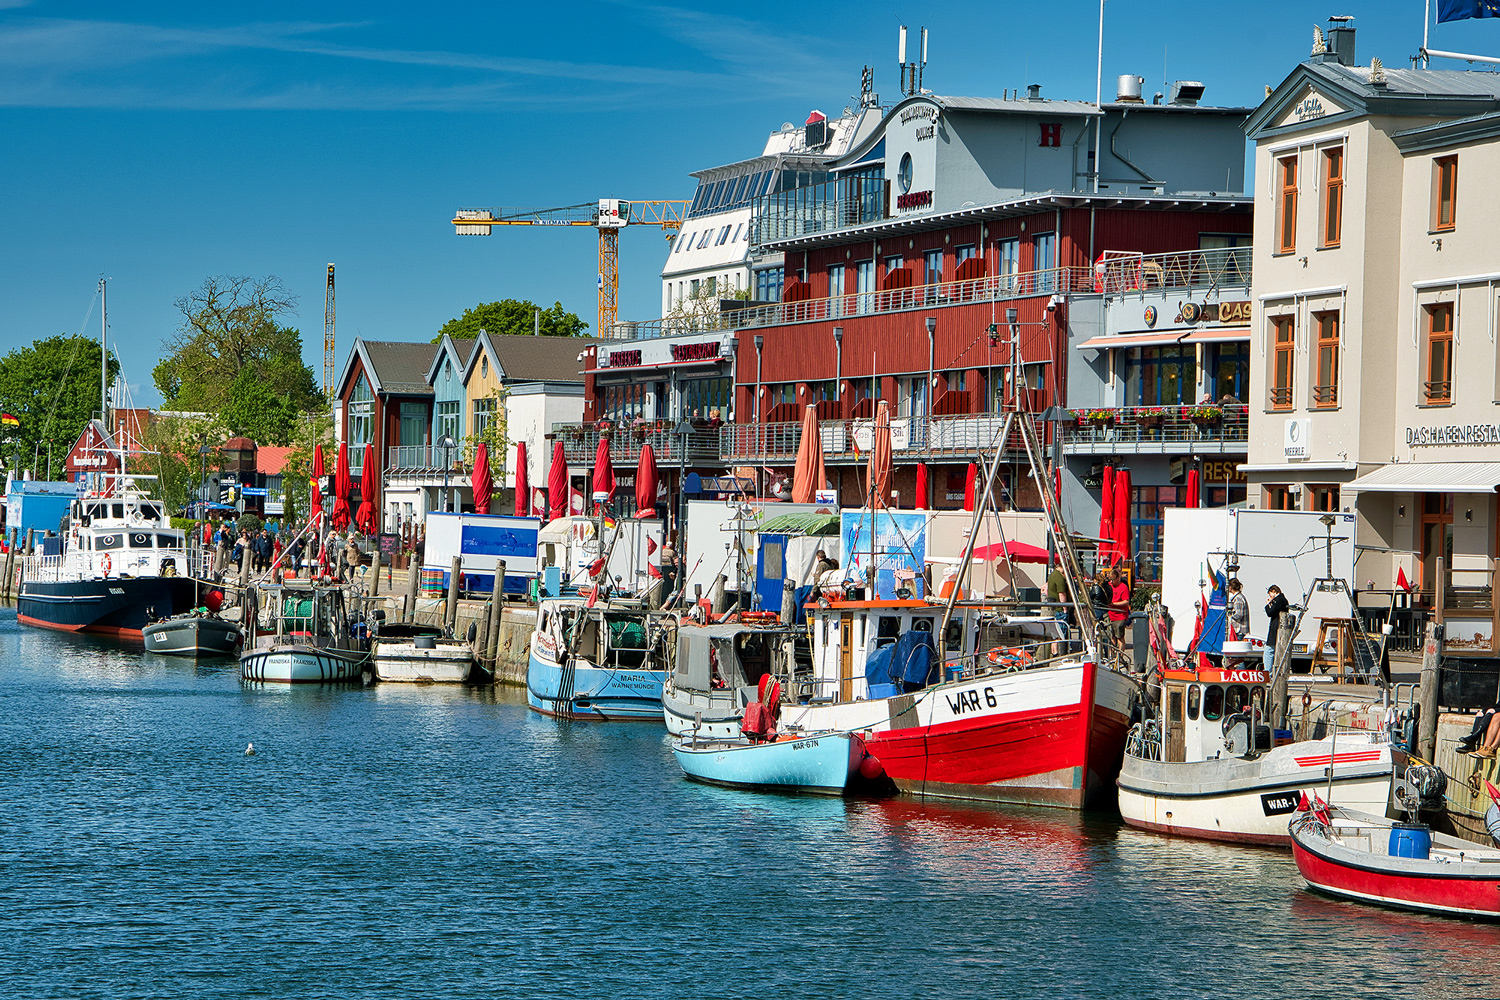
1388,822,1433,859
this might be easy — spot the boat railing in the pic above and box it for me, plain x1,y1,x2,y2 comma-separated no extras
21,554,64,581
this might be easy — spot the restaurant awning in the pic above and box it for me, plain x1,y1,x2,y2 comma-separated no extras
1075,331,1189,351
1347,462,1500,493
1181,326,1251,343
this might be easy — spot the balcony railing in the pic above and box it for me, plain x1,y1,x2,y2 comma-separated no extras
1424,380,1452,405
386,444,466,473
1062,405,1249,454
610,247,1254,341
720,413,1035,465
553,423,723,468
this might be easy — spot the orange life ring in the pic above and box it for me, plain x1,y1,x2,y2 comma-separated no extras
986,646,1034,669
742,611,778,622
101,554,111,577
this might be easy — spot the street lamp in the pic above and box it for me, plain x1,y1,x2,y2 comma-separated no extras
438,434,457,513
674,418,694,548
925,316,936,419
832,326,844,418
754,334,765,425
1006,307,1020,411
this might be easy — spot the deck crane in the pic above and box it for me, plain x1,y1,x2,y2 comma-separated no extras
452,199,688,337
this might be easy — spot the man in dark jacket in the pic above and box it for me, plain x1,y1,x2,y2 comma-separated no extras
1264,584,1290,671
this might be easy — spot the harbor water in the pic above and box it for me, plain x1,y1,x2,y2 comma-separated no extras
1,607,1494,999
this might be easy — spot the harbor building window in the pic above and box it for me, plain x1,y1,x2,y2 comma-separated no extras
1276,155,1298,254
898,376,927,418
1033,233,1056,294
1264,485,1295,511
435,400,461,444
1310,485,1340,513
1313,312,1339,408
996,238,1019,293
754,267,783,303
1321,147,1343,248
1124,346,1195,406
855,259,875,314
472,396,497,437
680,376,731,422
1433,155,1458,232
924,249,943,285
1425,303,1454,405
398,402,427,447
1209,343,1249,402
348,375,374,452
1270,316,1295,411
828,264,845,317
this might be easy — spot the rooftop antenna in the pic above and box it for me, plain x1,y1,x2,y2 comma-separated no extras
898,25,928,96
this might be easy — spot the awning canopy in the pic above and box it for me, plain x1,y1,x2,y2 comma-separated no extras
1347,462,1500,493
1182,326,1251,343
1076,331,1188,351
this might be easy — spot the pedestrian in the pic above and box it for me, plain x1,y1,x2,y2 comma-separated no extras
1226,577,1250,641
1047,565,1071,622
1108,568,1132,664
1264,584,1290,671
1459,701,1500,755
659,538,678,599
344,531,361,583
811,548,837,584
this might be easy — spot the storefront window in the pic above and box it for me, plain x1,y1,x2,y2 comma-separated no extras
1210,344,1249,402
348,375,374,454
679,376,731,422
1130,486,1181,582
1125,347,1196,406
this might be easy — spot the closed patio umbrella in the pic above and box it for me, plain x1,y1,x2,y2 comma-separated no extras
867,400,893,508
1099,465,1115,565
791,404,826,504
1113,467,1132,570
472,441,494,515
330,442,352,532
635,443,659,518
1185,467,1200,509
548,441,568,521
355,443,377,534
963,462,978,512
914,462,929,510
592,434,615,507
308,444,325,524
513,442,528,516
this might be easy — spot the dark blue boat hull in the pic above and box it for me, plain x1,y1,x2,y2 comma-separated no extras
19,577,201,638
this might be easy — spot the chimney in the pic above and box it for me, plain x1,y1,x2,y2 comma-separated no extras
1329,20,1356,66
1027,83,1042,101
1116,74,1144,103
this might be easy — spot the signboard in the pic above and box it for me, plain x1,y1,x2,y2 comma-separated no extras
852,418,912,451
241,487,268,497
378,532,400,558
1405,423,1500,447
1284,418,1311,460
598,335,730,370
422,512,540,596
840,509,928,600
814,489,838,504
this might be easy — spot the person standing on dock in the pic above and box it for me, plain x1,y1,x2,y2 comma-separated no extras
1263,585,1289,671
1108,569,1132,667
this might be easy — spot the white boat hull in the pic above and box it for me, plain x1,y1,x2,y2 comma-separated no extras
1118,736,1397,846
241,645,368,684
373,644,474,683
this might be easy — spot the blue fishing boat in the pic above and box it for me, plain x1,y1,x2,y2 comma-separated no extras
526,596,675,720
672,731,870,796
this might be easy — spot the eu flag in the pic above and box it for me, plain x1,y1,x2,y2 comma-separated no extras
1438,0,1500,22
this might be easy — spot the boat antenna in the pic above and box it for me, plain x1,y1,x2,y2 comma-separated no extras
99,276,109,435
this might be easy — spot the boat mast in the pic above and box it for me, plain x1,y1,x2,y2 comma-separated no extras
99,277,109,434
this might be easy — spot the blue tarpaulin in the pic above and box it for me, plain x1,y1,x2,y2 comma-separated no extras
1194,570,1229,655
865,629,937,695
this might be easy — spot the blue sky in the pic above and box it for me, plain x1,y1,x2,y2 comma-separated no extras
0,1,1494,406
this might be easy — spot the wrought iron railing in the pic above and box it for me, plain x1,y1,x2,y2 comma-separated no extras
1268,386,1293,410
1312,384,1338,408
1424,380,1452,405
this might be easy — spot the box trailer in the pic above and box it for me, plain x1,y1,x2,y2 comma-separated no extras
1161,508,1357,657
422,512,540,596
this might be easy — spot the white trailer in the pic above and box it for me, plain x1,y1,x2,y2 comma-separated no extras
1161,508,1357,658
422,512,540,596
536,515,664,594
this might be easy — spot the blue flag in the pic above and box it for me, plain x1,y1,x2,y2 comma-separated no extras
1439,0,1500,22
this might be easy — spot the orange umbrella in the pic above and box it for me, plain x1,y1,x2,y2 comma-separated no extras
867,400,893,508
472,441,493,515
791,404,826,504
513,442,528,516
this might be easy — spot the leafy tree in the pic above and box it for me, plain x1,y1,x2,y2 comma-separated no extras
0,335,119,476
153,275,323,414
463,387,509,484
219,368,299,446
279,412,334,526
433,299,588,343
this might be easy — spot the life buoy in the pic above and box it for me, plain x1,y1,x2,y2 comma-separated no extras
742,611,778,622
101,554,111,577
986,647,1035,670
1302,690,1312,710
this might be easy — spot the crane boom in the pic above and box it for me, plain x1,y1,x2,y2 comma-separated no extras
452,200,688,335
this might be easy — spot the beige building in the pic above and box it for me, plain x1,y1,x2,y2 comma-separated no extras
1245,28,1500,653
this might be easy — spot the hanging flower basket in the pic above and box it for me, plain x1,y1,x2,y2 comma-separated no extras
1181,405,1222,425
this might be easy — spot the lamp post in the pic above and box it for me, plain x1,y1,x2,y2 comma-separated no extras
924,316,936,423
438,434,457,513
198,443,210,576
832,326,844,420
1040,405,1071,579
1006,307,1020,411
675,418,693,548
754,334,765,425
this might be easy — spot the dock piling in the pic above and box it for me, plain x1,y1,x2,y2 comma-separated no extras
487,560,506,667
445,556,462,633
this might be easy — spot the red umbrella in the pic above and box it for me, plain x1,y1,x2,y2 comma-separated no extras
867,400,893,508
791,404,826,504
972,540,1050,563
1113,467,1132,569
355,443,377,534
1099,465,1115,564
308,444,325,524
591,434,615,506
1185,467,1200,509
548,441,568,521
513,442,528,516
963,462,978,512
330,441,352,532
635,443,659,518
472,441,494,515
914,462,929,510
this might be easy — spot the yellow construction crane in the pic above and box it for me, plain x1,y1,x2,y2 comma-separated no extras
322,263,335,398
452,199,687,336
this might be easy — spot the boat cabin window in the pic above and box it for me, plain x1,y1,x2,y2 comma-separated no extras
129,532,153,548
1226,685,1249,714
1251,687,1265,716
734,633,771,686
877,616,901,641
1203,685,1224,722
96,533,125,551
112,504,124,519
1186,684,1201,721
142,503,162,521
156,534,180,548
944,619,963,651
1168,690,1183,723
912,617,934,633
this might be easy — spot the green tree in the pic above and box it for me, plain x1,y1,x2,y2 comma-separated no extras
0,335,119,476
126,413,221,516
219,368,299,446
153,275,323,414
433,299,589,344
279,413,334,526
463,387,509,485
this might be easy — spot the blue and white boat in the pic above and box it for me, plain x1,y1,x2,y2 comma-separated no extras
240,584,370,684
526,596,675,720
673,732,870,795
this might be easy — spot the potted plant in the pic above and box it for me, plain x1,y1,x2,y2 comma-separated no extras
1182,405,1222,425
1083,408,1116,427
1136,406,1167,428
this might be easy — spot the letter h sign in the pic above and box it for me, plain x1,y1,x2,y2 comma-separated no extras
1038,123,1062,147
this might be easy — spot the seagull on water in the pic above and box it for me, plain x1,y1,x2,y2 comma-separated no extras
245,743,256,756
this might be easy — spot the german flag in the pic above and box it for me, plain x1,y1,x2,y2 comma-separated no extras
0,413,17,427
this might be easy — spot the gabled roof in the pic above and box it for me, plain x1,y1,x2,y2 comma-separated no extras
1246,58,1500,139
425,335,477,384
256,446,295,476
335,339,439,399
463,333,602,385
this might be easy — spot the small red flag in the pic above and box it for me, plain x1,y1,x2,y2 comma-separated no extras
648,562,662,579
1395,567,1412,592
588,556,606,577
646,536,658,555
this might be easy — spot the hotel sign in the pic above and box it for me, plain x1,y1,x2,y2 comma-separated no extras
1406,423,1500,447
1284,418,1310,460
599,336,729,370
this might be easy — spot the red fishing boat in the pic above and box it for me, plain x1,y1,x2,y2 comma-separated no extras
1289,785,1500,920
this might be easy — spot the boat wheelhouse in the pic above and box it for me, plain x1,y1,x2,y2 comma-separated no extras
527,596,677,720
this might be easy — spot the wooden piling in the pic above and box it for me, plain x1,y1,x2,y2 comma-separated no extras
487,560,507,667
711,574,727,615
404,552,422,622
1416,620,1444,762
368,549,382,598
473,598,491,666
445,556,462,632
1269,610,1296,729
